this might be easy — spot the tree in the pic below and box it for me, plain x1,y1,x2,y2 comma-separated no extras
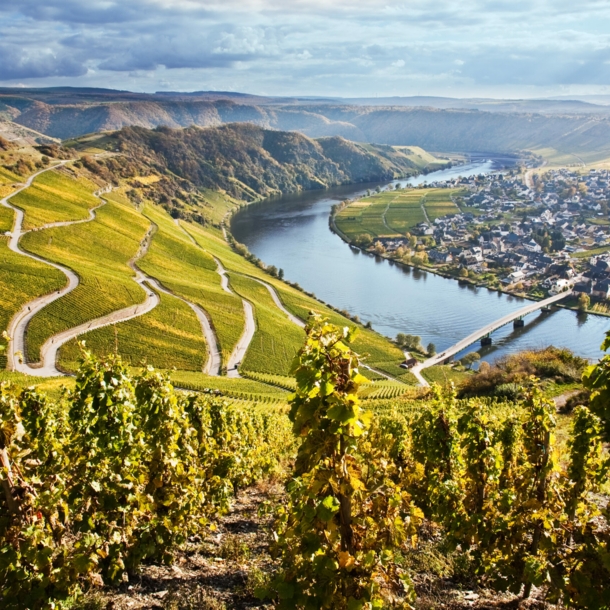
578,292,590,312
459,267,469,278
460,352,481,370
396,333,423,352
427,342,436,356
373,241,386,255
354,234,372,248
278,268,284,280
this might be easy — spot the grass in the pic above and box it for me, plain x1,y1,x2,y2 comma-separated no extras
422,365,473,386
0,236,66,368
21,200,150,362
137,204,244,367
10,169,100,230
58,290,208,372
572,245,610,258
228,272,305,375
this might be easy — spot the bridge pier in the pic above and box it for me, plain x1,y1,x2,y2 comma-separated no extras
513,317,525,328
481,335,492,346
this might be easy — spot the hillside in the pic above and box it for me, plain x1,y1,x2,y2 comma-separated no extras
70,124,441,203
3,87,610,161
0,135,414,401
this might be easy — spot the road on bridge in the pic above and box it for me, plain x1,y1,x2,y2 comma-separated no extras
411,289,573,386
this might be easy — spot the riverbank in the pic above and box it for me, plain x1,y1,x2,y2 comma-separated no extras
230,159,608,365
328,193,610,321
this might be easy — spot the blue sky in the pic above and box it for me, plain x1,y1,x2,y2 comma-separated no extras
2,0,610,98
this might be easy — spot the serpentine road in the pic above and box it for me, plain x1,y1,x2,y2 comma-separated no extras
2,166,158,376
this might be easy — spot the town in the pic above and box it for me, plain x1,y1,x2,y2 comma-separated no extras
369,167,610,314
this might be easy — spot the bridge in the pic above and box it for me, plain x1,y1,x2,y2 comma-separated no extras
410,290,573,386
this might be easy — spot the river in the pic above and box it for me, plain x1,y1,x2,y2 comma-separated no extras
231,158,610,364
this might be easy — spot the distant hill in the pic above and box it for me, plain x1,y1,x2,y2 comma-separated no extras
3,87,610,159
74,123,442,203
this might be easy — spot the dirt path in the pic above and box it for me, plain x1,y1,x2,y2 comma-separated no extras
249,276,305,328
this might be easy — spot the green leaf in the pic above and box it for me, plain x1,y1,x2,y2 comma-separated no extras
317,495,340,522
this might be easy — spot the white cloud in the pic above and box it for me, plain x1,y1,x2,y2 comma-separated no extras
1,0,610,96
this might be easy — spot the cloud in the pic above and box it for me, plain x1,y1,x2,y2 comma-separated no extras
0,44,87,80
1,0,610,95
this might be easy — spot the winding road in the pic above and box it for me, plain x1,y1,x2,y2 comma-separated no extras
2,166,161,376
209,255,256,377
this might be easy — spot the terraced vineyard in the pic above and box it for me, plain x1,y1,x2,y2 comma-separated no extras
185,223,409,380
169,370,289,404
359,380,411,400
11,168,100,230
0,205,14,232
137,204,244,367
58,290,207,372
1,146,410,390
21,199,150,362
242,370,297,391
0,236,66,368
228,272,305,375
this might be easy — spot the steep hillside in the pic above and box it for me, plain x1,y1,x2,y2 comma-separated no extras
74,124,434,203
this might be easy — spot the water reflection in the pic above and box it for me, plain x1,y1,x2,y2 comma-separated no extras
231,159,610,364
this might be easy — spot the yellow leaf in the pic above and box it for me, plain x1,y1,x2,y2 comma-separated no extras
339,550,355,569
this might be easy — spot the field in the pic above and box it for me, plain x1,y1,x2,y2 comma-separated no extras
228,272,305,375
58,290,207,372
385,190,427,233
137,204,244,366
336,187,464,240
184,223,408,378
422,188,463,221
10,168,101,230
0,236,66,368
21,200,150,362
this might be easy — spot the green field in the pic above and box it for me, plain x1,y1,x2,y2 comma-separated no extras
21,200,150,362
0,236,66,368
228,272,305,375
11,169,100,230
336,187,464,239
137,204,244,366
422,188,463,221
58,290,207,372
0,205,14,232
169,370,289,404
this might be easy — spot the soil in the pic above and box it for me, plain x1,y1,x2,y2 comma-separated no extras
81,484,560,610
